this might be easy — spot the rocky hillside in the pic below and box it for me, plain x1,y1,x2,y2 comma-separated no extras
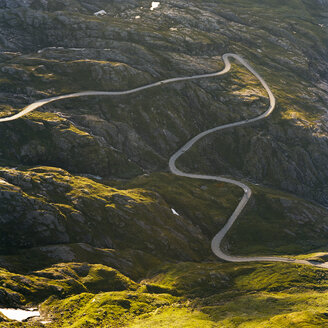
0,0,328,327
0,0,327,203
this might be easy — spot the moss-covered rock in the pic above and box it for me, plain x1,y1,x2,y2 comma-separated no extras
0,0,328,326
0,168,212,261
145,261,328,327
40,291,178,328
0,0,327,204
0,262,139,307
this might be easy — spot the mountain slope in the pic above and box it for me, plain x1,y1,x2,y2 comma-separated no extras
0,0,328,327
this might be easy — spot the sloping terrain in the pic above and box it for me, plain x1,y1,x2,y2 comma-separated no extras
0,0,328,327
0,0,327,203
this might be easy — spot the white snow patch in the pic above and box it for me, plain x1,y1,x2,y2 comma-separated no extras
37,46,64,54
80,174,102,180
150,2,160,11
0,309,40,322
68,48,86,51
94,10,107,16
171,208,180,216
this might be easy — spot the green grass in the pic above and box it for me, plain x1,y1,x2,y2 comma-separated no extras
40,291,178,328
3,261,328,327
115,173,328,260
222,184,328,257
0,262,139,306
144,261,328,327
115,172,242,238
128,307,217,328
0,1,327,326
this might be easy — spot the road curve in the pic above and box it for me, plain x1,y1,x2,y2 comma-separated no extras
0,53,325,268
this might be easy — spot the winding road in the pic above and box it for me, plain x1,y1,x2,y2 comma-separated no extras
0,53,325,267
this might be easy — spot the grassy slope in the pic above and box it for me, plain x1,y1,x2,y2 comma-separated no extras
222,185,328,256
118,173,328,259
0,0,327,198
1,170,328,327
0,0,327,326
3,261,328,327
144,261,328,327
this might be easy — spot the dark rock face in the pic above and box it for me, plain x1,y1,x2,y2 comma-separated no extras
0,1,327,215
1,2,328,325
0,167,211,261
2,0,326,205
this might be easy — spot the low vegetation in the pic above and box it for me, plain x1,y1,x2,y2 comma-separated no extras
0,0,327,326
